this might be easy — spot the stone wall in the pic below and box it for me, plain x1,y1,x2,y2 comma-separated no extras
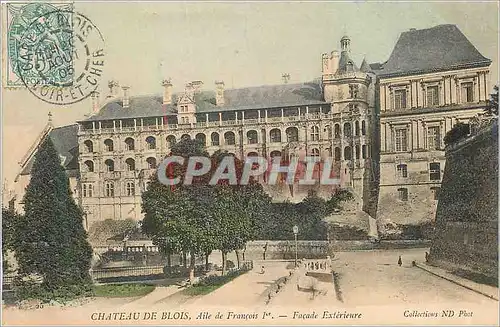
429,120,498,280
242,240,329,260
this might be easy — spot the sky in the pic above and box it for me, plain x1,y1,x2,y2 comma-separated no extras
2,1,499,188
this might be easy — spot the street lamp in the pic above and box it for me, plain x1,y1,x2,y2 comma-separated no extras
293,225,299,267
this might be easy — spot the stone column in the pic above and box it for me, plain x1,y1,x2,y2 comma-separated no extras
134,119,137,131
205,113,209,127
474,76,480,103
380,122,386,152
387,124,393,152
439,81,445,106
219,112,222,126
411,120,418,151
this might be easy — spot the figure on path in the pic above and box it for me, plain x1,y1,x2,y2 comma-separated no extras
398,255,402,267
260,265,265,274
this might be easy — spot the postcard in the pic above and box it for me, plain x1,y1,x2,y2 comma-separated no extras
1,1,499,326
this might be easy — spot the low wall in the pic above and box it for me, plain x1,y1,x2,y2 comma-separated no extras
243,241,328,260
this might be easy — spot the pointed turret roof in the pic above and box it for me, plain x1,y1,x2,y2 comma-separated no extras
336,51,359,74
360,58,370,73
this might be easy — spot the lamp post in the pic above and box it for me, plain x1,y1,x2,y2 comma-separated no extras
293,225,299,267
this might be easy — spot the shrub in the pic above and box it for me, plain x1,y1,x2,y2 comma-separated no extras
444,123,470,145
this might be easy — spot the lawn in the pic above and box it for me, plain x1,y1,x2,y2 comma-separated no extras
181,269,248,296
93,283,156,298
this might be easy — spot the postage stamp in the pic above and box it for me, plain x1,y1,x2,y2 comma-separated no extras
13,8,105,104
5,2,73,88
1,1,499,326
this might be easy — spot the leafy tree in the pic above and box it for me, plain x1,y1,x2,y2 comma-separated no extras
2,207,18,274
14,138,92,300
443,122,470,145
485,85,498,116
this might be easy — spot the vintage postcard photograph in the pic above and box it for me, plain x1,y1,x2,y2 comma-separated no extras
1,0,499,325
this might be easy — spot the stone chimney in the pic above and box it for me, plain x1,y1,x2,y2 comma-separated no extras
322,53,330,75
107,80,120,98
122,86,130,108
215,81,225,106
91,91,100,113
162,79,172,105
330,50,340,74
185,82,194,99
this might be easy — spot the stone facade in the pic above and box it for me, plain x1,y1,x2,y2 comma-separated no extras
429,119,498,279
10,24,493,238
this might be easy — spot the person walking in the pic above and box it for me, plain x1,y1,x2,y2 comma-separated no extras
398,255,402,267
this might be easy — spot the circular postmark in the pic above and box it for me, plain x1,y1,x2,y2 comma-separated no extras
15,9,105,105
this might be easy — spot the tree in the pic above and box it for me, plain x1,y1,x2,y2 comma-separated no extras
485,85,498,116
2,207,18,274
443,122,470,145
14,138,92,300
142,138,216,282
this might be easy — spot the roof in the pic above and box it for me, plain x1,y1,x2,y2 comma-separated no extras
336,50,360,75
359,58,370,73
82,81,327,122
376,24,491,78
19,124,79,176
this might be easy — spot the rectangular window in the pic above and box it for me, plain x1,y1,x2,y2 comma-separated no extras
397,164,408,178
461,82,473,103
431,187,441,200
398,188,408,201
82,184,93,197
394,128,407,152
426,86,439,106
106,182,114,197
394,89,407,110
427,126,441,150
429,163,441,181
126,182,135,196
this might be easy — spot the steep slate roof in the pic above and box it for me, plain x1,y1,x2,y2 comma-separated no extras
376,24,491,78
82,81,326,122
20,124,79,176
336,51,359,74
359,58,370,73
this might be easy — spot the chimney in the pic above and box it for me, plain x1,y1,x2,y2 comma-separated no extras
215,81,225,106
107,80,120,98
162,79,172,105
91,91,100,113
322,53,330,74
122,86,130,108
185,82,194,99
330,50,340,74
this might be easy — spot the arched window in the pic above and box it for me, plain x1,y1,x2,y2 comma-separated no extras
355,144,360,159
125,137,135,151
105,182,114,197
325,125,333,139
84,140,93,153
270,150,281,159
104,159,114,172
361,120,366,135
181,134,191,141
247,151,259,157
224,131,235,145
104,139,114,152
334,124,341,138
362,144,367,159
146,157,157,169
247,130,258,144
355,121,360,136
270,129,281,143
125,158,135,171
310,126,320,141
84,160,94,172
334,147,341,161
286,127,298,142
166,135,176,148
343,123,352,137
311,148,320,157
146,136,156,150
211,132,220,146
195,133,206,146
344,146,352,160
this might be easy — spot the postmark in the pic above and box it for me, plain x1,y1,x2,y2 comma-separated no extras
15,9,105,105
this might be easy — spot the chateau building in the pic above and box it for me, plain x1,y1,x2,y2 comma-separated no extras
11,24,492,236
